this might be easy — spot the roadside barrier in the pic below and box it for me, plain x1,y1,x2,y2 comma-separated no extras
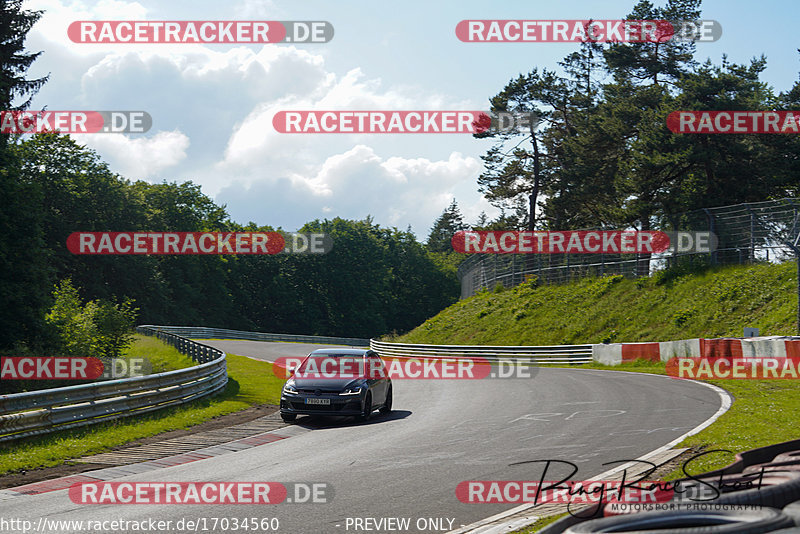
0,327,226,443
593,336,800,364
141,325,369,347
369,339,592,364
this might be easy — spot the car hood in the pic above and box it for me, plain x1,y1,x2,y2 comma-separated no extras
291,377,364,390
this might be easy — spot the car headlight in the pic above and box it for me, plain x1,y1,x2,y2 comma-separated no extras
283,380,298,394
339,386,363,396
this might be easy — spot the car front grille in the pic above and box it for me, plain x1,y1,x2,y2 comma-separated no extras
289,400,360,411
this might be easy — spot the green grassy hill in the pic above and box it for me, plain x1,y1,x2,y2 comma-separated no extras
395,261,798,345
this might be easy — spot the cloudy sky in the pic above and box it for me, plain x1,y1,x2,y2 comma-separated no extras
21,0,800,238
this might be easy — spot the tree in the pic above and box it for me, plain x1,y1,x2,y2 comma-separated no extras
0,0,50,349
0,0,49,114
656,57,776,214
13,134,249,328
475,72,549,231
603,0,701,87
476,38,606,232
0,146,49,349
473,212,489,229
14,134,147,285
45,279,100,357
132,179,240,327
13,134,171,324
768,51,800,198
385,227,459,332
426,199,467,252
45,278,138,359
93,297,138,359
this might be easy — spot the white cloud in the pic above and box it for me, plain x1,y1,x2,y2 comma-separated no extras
215,67,470,189
73,130,189,179
216,146,491,236
29,0,149,54
24,0,500,237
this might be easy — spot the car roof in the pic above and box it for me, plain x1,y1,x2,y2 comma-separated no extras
308,348,370,356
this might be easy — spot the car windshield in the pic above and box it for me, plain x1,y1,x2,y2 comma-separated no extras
296,355,365,377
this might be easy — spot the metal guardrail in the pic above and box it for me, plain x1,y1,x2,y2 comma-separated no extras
142,325,370,347
369,339,592,364
0,327,227,443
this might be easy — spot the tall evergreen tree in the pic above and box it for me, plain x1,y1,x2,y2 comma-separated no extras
0,0,48,114
426,199,467,252
0,0,50,349
603,0,701,87
477,39,605,231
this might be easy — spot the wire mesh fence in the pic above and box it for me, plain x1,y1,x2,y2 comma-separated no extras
458,198,800,299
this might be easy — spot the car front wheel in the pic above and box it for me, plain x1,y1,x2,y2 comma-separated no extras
281,413,297,423
357,392,372,422
379,387,392,414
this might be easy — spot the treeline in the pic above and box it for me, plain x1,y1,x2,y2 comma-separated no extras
0,133,459,350
474,0,800,234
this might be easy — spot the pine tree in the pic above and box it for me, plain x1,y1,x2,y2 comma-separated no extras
0,0,48,117
0,0,50,349
426,200,467,253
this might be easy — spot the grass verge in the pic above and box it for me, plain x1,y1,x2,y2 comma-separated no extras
124,333,197,372
395,262,797,345
0,335,284,475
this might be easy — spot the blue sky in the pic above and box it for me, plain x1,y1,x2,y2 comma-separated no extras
22,0,800,238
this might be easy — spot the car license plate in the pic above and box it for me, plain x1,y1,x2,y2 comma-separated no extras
305,398,330,405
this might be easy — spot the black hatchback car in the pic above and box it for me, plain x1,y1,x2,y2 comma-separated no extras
279,348,392,422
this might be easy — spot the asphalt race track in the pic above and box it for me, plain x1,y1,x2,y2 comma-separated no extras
2,340,725,534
